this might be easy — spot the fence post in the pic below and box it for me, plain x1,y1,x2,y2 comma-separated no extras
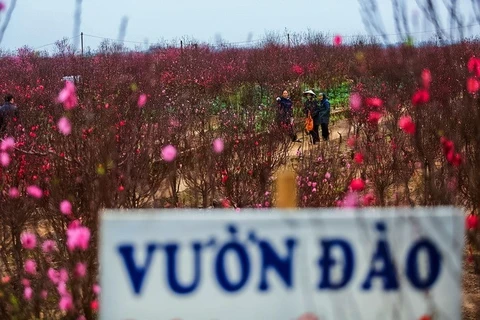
275,171,297,208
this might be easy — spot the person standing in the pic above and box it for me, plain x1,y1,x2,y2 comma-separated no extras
0,94,19,133
303,90,320,144
318,93,331,141
276,90,297,142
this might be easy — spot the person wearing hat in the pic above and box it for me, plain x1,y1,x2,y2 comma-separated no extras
318,92,331,140
303,90,320,144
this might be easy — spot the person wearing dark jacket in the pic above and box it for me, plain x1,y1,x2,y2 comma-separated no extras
276,90,297,142
303,90,320,144
318,93,331,140
0,94,19,133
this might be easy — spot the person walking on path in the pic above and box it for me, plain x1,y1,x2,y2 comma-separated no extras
276,90,298,142
303,90,320,144
318,92,331,141
0,94,19,133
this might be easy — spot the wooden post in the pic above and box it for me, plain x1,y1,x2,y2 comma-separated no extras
276,171,297,208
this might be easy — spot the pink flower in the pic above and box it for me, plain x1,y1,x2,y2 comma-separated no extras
59,295,73,311
20,232,36,249
350,178,365,191
2,276,10,283
467,77,479,94
325,172,331,179
24,287,33,301
41,290,48,300
0,137,14,152
0,2,5,12
22,278,30,287
75,262,87,278
27,185,43,199
362,193,376,206
368,112,382,125
93,284,101,295
59,268,69,283
42,240,57,253
58,117,72,135
347,136,356,147
467,56,480,76
60,200,72,215
291,64,304,75
57,81,78,110
57,282,68,296
47,268,60,284
212,138,224,153
398,115,416,134
66,225,91,251
333,34,342,46
8,187,19,198
161,145,177,162
91,300,99,311
138,93,147,107
411,89,430,106
349,93,362,111
0,152,10,167
366,97,383,108
340,192,359,208
421,69,432,88
24,259,37,275
354,152,364,164
78,316,87,320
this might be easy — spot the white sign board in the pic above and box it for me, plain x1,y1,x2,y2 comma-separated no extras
100,207,463,320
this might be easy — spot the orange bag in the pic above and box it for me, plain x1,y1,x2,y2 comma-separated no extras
305,111,314,132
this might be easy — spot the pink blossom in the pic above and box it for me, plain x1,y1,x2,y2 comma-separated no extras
212,138,224,153
362,193,376,206
8,187,19,198
325,172,331,179
27,185,43,199
66,225,91,251
0,137,15,152
349,93,362,111
22,278,31,287
24,259,37,275
398,115,416,135
42,240,57,253
350,178,365,191
58,117,72,135
57,282,68,296
0,2,5,12
47,268,60,284
59,268,69,283
57,81,78,110
60,200,72,215
138,93,147,107
59,295,73,311
2,276,10,283
411,89,430,106
0,152,10,167
41,290,48,300
161,145,177,162
366,97,383,108
333,34,342,46
340,192,359,208
75,262,87,278
467,77,479,94
368,111,382,125
354,152,364,164
24,287,33,300
468,56,480,76
78,316,87,320
20,232,37,249
93,284,101,295
291,64,304,75
421,69,432,88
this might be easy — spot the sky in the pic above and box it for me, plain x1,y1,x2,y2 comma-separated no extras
0,0,479,52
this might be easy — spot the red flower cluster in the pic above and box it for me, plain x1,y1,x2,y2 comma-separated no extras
440,137,462,167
